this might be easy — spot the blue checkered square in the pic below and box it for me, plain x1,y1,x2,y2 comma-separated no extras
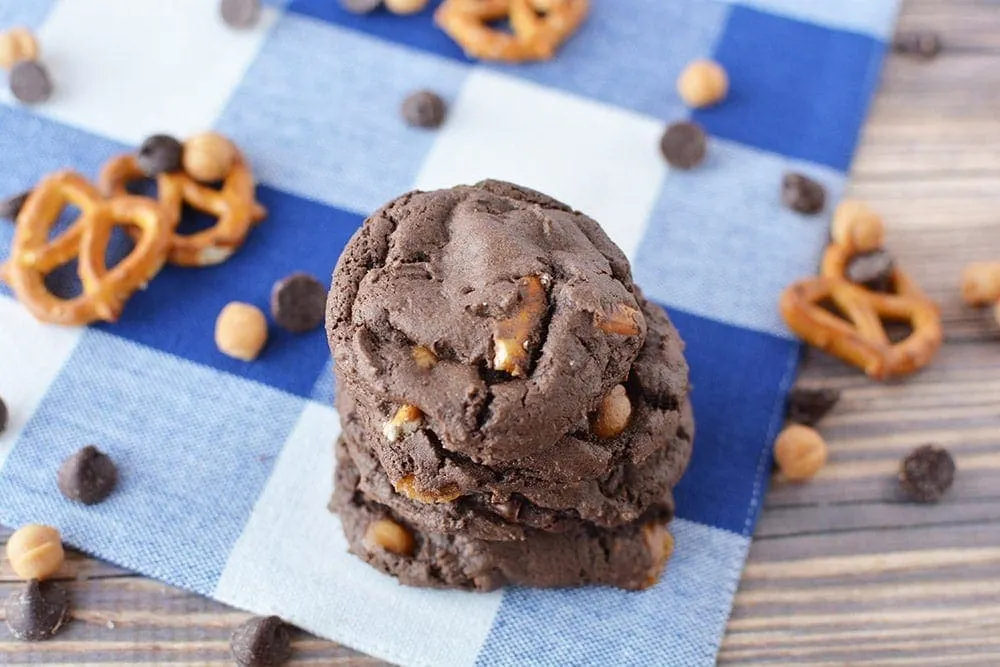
0,331,304,593
97,186,361,398
215,12,470,215
634,139,844,338
697,6,885,171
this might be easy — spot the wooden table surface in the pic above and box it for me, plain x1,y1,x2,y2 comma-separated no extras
3,0,999,664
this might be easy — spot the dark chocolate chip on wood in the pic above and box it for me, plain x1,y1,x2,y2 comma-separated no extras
137,134,184,177
659,121,707,170
341,0,383,12
57,445,118,505
4,580,70,642
271,273,327,333
10,61,53,105
782,172,826,215
893,31,941,59
786,387,840,427
401,90,447,129
846,250,895,292
231,615,292,667
220,0,262,28
0,191,30,221
899,444,955,503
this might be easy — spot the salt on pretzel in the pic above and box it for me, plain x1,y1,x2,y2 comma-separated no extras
435,0,589,63
779,216,942,380
0,171,170,326
99,150,266,267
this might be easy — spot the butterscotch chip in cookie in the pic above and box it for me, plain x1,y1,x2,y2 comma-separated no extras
592,384,632,439
6,525,64,581
215,302,268,361
363,518,414,556
411,345,437,369
677,59,728,108
183,132,237,183
0,28,39,70
382,404,423,442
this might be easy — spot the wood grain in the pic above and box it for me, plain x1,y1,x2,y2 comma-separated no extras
4,0,999,664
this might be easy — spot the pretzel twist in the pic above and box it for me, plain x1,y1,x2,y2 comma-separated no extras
99,150,266,267
435,0,589,63
780,219,942,380
0,171,170,326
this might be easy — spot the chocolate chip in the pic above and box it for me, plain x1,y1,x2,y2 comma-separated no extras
137,134,184,177
271,273,327,333
10,60,52,105
659,121,707,170
0,191,30,221
846,250,895,292
782,172,826,215
786,387,840,427
231,616,292,667
900,444,955,502
57,445,118,505
341,0,383,12
4,580,70,641
893,31,941,59
220,0,262,28
401,90,447,129
0,394,7,434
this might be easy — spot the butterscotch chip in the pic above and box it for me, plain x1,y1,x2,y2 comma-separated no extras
215,302,268,361
641,523,674,588
6,525,64,581
774,424,827,482
383,404,423,442
411,345,437,369
363,518,414,556
594,303,642,336
183,132,237,183
961,262,1000,306
831,200,884,253
677,59,728,108
591,384,632,439
0,28,39,71
385,0,428,14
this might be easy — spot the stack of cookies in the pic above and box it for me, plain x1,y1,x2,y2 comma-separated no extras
326,180,693,591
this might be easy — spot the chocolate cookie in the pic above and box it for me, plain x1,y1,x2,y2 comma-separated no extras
332,453,674,591
336,293,690,500
336,396,691,540
327,180,650,467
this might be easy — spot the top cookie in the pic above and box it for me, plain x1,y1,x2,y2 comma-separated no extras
328,180,646,465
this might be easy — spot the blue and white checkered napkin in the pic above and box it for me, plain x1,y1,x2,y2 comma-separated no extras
0,1,898,664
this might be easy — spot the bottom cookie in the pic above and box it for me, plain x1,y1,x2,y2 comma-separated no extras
332,452,674,592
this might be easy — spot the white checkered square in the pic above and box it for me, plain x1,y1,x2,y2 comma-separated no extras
7,0,278,144
413,70,665,262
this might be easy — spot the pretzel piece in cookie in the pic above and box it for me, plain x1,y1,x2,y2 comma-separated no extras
780,214,942,380
435,0,589,63
0,171,170,325
99,149,266,267
493,275,548,377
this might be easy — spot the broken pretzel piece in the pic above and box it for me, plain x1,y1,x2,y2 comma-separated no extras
393,475,462,504
383,404,424,442
492,275,548,377
435,0,589,63
595,303,642,336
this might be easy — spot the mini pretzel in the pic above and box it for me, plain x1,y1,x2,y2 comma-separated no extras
0,171,170,326
780,216,942,380
435,0,589,63
99,150,266,267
